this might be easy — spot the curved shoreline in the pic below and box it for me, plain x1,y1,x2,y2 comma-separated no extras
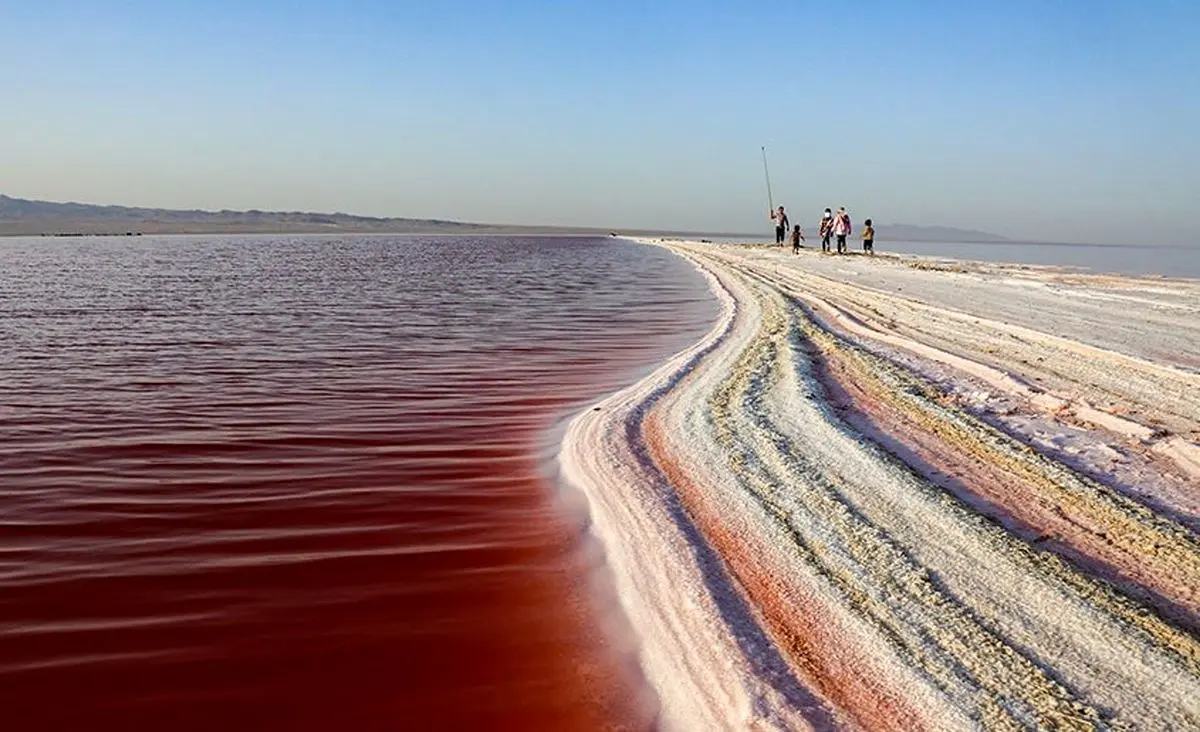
561,240,1200,730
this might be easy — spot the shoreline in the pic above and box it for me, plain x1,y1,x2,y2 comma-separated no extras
7,228,1194,281
652,236,1200,283
561,237,1200,729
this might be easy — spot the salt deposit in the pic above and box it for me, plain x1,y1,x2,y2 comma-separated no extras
561,240,1200,731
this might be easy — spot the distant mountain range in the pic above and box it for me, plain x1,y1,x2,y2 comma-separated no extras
868,223,1009,243
0,194,1009,242
0,194,593,236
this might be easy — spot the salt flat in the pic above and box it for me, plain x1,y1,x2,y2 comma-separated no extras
562,240,1200,731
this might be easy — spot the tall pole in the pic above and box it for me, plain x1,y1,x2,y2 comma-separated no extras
761,146,775,212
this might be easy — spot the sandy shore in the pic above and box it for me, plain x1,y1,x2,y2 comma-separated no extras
560,240,1200,731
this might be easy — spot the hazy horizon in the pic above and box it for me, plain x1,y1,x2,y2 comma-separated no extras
4,1,1198,246
0,191,1018,238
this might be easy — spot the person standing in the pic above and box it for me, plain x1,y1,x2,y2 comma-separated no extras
861,218,875,255
770,206,790,245
819,208,833,252
833,207,852,254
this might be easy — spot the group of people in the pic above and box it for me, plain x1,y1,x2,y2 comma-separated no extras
770,205,874,256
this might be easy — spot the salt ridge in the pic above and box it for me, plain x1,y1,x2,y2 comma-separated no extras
561,239,1200,731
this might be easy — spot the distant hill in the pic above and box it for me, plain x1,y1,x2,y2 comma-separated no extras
0,194,597,236
874,223,1010,243
0,194,1010,242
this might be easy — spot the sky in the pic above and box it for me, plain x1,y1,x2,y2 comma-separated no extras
2,0,1198,244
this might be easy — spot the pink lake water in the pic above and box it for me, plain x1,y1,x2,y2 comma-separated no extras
0,234,718,731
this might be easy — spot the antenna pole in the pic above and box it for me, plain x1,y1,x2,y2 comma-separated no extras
761,146,775,212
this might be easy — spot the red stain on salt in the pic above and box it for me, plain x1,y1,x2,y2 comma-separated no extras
644,415,934,732
814,349,1200,631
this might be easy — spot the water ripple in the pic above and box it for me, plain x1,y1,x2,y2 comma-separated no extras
0,234,717,731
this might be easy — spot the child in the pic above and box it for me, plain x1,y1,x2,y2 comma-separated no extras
861,218,875,255
790,224,805,254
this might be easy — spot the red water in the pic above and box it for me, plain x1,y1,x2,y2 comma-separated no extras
0,235,717,731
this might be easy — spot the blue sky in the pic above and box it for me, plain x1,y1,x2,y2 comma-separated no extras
2,0,1198,243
